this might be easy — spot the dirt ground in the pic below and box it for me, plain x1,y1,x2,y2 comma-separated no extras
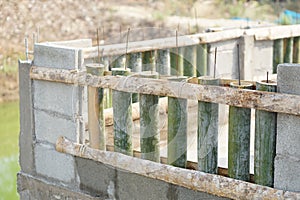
0,0,277,102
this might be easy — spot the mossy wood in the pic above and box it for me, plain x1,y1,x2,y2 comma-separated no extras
198,77,219,174
112,68,133,156
254,81,277,187
228,82,253,181
273,39,283,73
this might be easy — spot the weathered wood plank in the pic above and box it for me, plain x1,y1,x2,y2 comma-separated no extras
56,137,300,200
30,66,300,116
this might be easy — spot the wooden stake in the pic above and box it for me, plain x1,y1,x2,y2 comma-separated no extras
139,71,160,162
112,68,133,156
167,77,188,168
86,64,105,150
273,39,283,73
198,76,219,174
254,80,277,187
228,81,253,181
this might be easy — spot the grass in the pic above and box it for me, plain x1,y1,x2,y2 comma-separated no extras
0,101,20,200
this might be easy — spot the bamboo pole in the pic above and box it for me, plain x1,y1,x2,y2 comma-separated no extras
112,68,133,156
139,71,160,162
273,39,283,73
156,49,170,75
198,76,219,174
56,136,300,200
293,37,300,63
142,50,155,71
86,64,105,150
183,45,197,76
228,81,253,181
167,77,188,168
254,80,277,187
284,38,293,63
127,52,142,103
197,44,207,77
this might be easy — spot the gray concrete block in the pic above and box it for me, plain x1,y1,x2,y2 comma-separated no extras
34,43,79,69
19,60,35,175
17,172,101,200
276,114,300,158
117,170,169,200
75,157,116,198
34,143,75,183
176,185,229,200
277,64,300,95
49,39,92,48
274,156,300,192
33,80,79,117
35,109,77,144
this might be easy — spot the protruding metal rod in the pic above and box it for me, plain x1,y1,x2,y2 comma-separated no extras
237,44,241,85
176,30,179,76
214,47,217,79
125,28,130,70
267,71,269,83
97,28,101,63
25,37,28,60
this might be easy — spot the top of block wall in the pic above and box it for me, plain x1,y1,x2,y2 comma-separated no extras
33,39,92,70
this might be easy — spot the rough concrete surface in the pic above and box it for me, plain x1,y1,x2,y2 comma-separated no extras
34,143,75,183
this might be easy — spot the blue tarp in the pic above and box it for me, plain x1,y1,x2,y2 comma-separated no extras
279,9,300,24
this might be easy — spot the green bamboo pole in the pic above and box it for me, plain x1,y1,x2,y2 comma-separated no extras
112,68,133,156
273,39,283,73
254,80,277,187
142,50,155,71
228,81,253,181
156,49,170,75
198,76,219,174
197,44,207,77
86,64,105,150
127,52,142,103
139,71,160,162
293,37,300,63
284,38,293,63
183,45,197,76
167,77,188,168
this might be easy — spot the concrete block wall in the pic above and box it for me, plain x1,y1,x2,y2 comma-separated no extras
275,64,300,192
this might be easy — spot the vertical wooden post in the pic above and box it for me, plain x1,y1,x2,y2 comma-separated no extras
112,68,133,156
254,80,277,187
273,39,283,73
198,76,219,174
156,49,170,75
183,45,197,76
142,50,155,71
293,37,300,63
284,37,293,63
167,77,188,168
127,52,142,103
197,44,207,77
228,81,253,181
139,71,160,162
87,64,105,150
170,48,184,76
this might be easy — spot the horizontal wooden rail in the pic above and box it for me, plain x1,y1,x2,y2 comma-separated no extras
30,66,300,116
82,25,300,58
56,137,300,200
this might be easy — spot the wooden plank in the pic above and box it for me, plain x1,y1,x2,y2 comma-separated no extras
30,66,300,116
56,136,300,200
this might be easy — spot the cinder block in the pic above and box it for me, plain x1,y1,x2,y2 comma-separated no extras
49,39,92,48
176,185,229,200
277,64,300,95
35,109,77,144
75,157,116,198
274,156,300,192
117,170,169,200
33,80,78,116
276,114,300,158
35,143,75,183
34,43,79,69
